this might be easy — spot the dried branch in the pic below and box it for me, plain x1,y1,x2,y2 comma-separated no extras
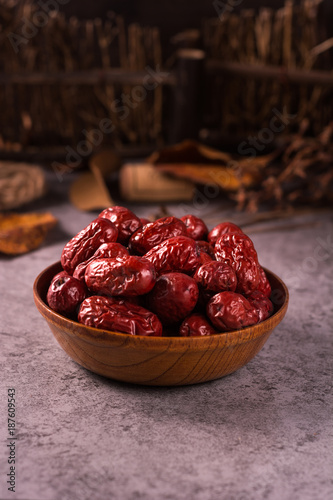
233,121,333,212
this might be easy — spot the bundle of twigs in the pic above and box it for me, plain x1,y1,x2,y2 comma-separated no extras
0,0,163,151
202,0,333,137
234,120,333,212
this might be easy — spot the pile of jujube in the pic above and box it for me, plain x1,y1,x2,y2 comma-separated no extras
46,206,273,337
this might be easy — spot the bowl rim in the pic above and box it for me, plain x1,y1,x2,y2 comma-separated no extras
33,261,289,350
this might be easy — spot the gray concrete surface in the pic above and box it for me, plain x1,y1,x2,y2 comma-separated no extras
0,171,332,500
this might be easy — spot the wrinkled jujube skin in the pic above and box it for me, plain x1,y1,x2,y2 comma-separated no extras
73,242,129,281
78,295,162,336
194,261,237,293
85,256,156,296
129,216,187,255
197,251,213,269
144,236,201,275
179,313,217,337
193,241,215,272
208,222,244,246
214,232,261,295
99,206,142,245
51,206,274,335
206,291,259,331
256,266,272,298
247,290,273,322
61,217,118,275
180,214,208,241
146,272,199,325
47,271,87,316
197,240,215,258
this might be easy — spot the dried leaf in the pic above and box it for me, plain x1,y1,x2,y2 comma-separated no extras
148,139,232,166
150,140,277,192
154,163,259,191
0,212,57,255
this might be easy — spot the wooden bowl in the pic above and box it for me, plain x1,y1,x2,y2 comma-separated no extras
33,262,289,386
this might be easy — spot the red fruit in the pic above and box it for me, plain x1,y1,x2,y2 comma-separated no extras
99,206,142,245
247,290,273,322
129,216,187,255
73,242,129,281
197,251,213,269
78,296,162,336
206,291,259,331
85,256,156,296
256,266,272,298
214,232,260,295
47,271,87,316
179,313,217,337
181,214,208,241
196,240,215,258
208,222,243,246
147,273,199,325
61,217,118,275
144,236,201,275
194,261,237,293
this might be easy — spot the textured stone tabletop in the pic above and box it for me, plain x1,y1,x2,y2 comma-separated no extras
0,171,332,500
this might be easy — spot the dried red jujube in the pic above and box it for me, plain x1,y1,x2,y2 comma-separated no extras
256,266,272,298
73,242,129,281
78,295,162,336
208,222,244,246
47,271,87,316
52,205,273,336
85,256,156,296
144,236,201,275
61,217,118,275
146,272,199,325
194,261,237,293
129,216,187,255
99,206,142,245
196,240,215,258
197,251,213,269
206,291,259,331
179,313,217,337
247,290,273,322
181,214,208,241
214,232,261,295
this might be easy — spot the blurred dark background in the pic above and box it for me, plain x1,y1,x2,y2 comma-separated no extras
0,0,332,213
1,0,332,150
59,0,333,41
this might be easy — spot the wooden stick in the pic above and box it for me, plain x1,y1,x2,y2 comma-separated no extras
205,60,333,87
0,69,175,86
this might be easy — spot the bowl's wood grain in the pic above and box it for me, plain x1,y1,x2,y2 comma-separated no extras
33,262,289,386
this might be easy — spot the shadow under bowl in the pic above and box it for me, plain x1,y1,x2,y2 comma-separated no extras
33,261,289,386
